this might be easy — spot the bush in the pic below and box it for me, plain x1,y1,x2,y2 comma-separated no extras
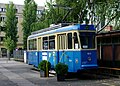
55,62,68,75
38,60,51,71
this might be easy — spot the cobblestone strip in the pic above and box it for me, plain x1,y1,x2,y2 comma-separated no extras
0,65,38,86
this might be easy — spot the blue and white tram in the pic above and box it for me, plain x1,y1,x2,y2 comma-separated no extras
27,24,98,72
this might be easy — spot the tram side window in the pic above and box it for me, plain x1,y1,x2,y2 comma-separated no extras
29,39,37,50
43,37,48,50
49,36,55,49
74,32,79,49
68,33,72,49
58,34,66,49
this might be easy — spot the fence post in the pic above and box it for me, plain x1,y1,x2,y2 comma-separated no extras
24,50,27,63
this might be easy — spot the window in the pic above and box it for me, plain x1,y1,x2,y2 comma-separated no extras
80,32,95,49
43,37,48,50
38,38,42,50
0,17,2,21
0,17,5,22
37,10,42,14
0,27,5,31
0,8,2,12
16,17,18,22
1,48,7,56
3,17,5,21
58,34,66,49
74,32,79,49
49,36,55,49
1,8,6,12
0,37,4,42
28,39,37,50
67,33,72,49
42,36,56,50
15,9,18,13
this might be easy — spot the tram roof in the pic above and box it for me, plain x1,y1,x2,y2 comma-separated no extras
28,24,95,39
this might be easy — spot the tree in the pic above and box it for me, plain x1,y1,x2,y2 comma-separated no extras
34,0,119,32
3,37,14,60
4,2,18,58
35,0,90,29
87,0,120,31
22,0,37,49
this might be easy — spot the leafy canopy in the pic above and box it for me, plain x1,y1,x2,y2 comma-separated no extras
22,0,37,49
4,2,18,51
34,0,120,32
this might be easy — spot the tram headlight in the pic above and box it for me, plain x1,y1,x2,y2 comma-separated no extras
88,57,92,62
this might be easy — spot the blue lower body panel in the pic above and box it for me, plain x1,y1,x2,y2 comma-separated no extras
27,51,39,67
39,51,59,68
59,50,98,72
58,51,81,72
27,50,98,72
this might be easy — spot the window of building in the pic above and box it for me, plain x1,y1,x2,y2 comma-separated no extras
3,17,5,21
1,8,6,12
37,10,42,14
15,9,18,13
1,48,7,56
1,8,3,12
67,33,72,49
0,8,2,12
0,26,5,31
0,37,4,42
0,17,2,21
0,17,5,22
16,17,18,22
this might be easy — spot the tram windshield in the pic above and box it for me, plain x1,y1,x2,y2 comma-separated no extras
79,32,95,49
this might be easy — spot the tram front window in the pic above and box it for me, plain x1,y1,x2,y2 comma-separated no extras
80,32,95,49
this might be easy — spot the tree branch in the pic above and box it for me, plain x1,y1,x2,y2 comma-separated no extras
97,14,118,33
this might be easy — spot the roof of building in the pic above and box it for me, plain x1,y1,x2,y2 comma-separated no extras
97,30,120,37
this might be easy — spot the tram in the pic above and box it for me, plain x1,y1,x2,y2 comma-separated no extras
27,23,98,73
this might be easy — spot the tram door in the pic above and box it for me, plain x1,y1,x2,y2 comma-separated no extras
57,33,74,72
57,32,81,72
57,34,66,63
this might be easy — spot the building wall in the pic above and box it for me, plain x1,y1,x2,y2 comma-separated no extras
97,31,120,67
0,3,44,57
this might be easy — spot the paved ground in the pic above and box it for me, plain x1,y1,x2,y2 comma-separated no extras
0,58,120,86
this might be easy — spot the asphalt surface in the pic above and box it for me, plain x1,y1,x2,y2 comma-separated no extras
0,58,120,86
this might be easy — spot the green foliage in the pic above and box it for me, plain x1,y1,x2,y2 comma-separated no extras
55,63,68,75
93,0,120,30
22,0,37,49
34,0,89,29
38,60,51,71
3,37,15,52
33,0,120,32
4,2,18,51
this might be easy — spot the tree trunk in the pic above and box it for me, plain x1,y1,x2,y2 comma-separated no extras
7,50,10,60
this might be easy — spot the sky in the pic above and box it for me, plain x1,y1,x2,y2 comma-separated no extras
0,0,46,6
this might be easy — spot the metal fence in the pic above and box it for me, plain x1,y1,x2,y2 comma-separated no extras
13,50,24,61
